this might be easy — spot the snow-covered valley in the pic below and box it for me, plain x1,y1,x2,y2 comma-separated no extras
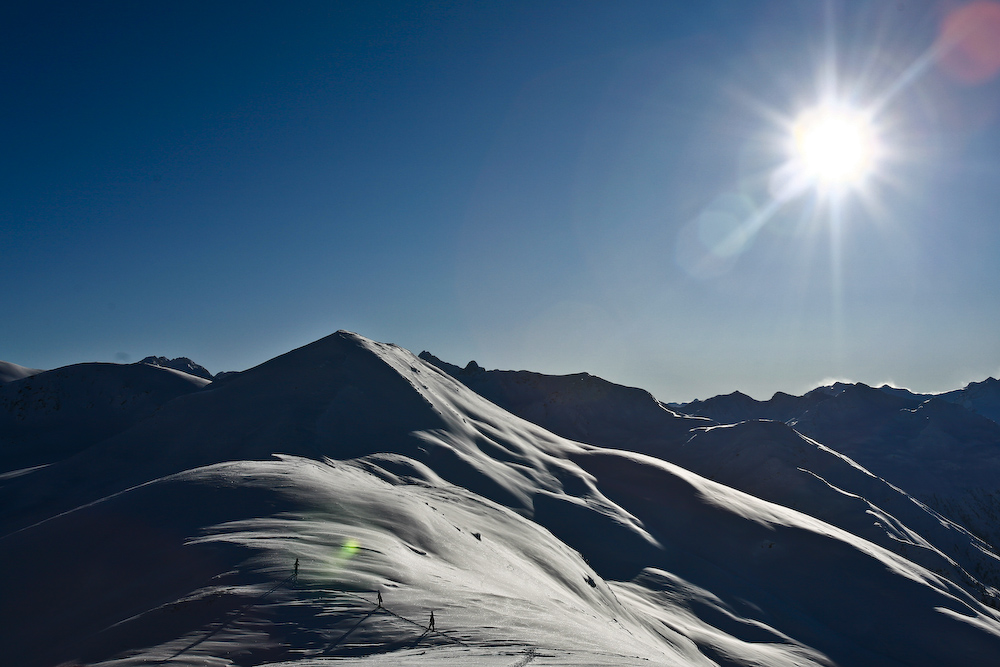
4,332,1000,666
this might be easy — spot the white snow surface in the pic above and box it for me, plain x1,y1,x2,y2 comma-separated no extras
0,359,42,384
3,332,1000,666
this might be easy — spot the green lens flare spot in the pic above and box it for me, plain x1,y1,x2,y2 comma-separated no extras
341,538,360,559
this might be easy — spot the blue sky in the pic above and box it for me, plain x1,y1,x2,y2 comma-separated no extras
4,1,1000,402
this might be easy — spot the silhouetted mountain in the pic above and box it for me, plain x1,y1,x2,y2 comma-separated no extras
939,377,1000,425
418,351,709,452
139,355,214,380
0,362,208,474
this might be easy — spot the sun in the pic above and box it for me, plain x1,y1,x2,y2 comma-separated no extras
791,105,877,188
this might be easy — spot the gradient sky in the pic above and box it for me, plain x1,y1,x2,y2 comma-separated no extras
4,1,1000,402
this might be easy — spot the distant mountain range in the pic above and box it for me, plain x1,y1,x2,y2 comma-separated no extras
669,379,1000,550
3,333,1000,666
676,377,1000,429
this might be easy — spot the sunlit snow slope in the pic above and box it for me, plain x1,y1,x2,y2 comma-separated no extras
424,355,1000,598
3,332,1000,667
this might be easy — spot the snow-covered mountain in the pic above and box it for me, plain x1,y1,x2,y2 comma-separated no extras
939,377,1000,425
423,355,1000,597
416,352,711,451
678,378,1000,429
667,381,1000,552
139,355,216,380
4,333,1000,667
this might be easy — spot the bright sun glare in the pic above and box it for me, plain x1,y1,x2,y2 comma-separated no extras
791,106,876,187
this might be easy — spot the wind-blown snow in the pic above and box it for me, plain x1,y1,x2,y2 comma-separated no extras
4,332,1000,666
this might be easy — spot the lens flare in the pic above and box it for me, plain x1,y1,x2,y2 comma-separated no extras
938,1,1000,84
340,538,360,559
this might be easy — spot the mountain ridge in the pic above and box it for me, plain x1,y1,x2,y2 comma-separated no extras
5,333,1000,666
423,352,1000,598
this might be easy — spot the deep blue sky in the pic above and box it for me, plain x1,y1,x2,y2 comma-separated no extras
4,1,1000,401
